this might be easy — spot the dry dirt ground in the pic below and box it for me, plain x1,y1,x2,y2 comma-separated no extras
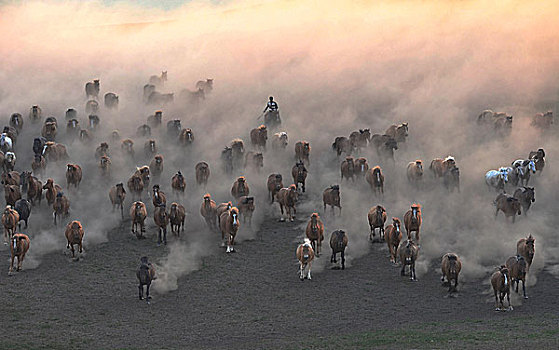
1,199,558,350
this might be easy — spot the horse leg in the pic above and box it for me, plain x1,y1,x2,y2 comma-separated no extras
157,228,162,245
71,244,75,258
341,250,345,270
415,229,420,242
307,261,312,280
79,240,83,253
9,255,15,273
163,228,167,245
139,284,144,300
506,292,512,310
299,263,304,281
401,264,406,276
522,279,527,299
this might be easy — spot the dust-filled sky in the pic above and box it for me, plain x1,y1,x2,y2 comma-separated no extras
1,0,558,294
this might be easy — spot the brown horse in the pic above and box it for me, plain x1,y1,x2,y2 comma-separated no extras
231,176,250,199
385,123,408,143
152,185,167,208
384,217,402,264
10,113,23,132
403,204,422,241
267,174,283,204
43,142,69,162
443,167,460,193
528,148,545,174
236,196,255,225
517,234,535,269
371,134,398,161
441,253,462,293
323,185,341,216
296,239,315,280
340,157,355,182
53,192,70,225
9,233,30,274
121,139,135,159
127,174,144,201
305,213,324,256
109,183,126,218
354,158,369,178
130,201,147,238
171,171,186,196
169,202,186,236
65,220,84,259
195,162,210,187
407,160,423,187
144,139,157,158
1,170,20,186
368,205,387,242
220,207,240,253
4,185,21,207
42,179,61,206
250,125,268,150
295,141,310,165
31,154,46,177
495,193,521,223
397,239,419,280
291,160,307,193
200,194,218,230
137,256,156,303
349,129,371,153
147,110,163,128
149,155,164,180
99,156,111,178
66,163,82,189
2,206,19,243
94,142,110,160
154,204,169,245
506,255,528,299
513,187,535,215
494,115,513,136
530,111,553,130
244,151,264,173
365,166,384,196
276,184,298,222
330,229,348,270
491,265,512,311
20,171,42,206
179,128,194,147
41,121,57,141
216,201,232,226
332,136,352,157
231,138,245,168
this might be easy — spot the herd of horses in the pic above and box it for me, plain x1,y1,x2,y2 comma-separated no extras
0,74,550,310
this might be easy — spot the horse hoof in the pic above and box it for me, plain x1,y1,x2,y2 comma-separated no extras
495,308,501,311
508,306,514,311
279,218,285,222
524,296,529,299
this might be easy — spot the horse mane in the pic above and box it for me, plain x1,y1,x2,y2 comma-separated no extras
447,254,457,261
411,203,421,210
444,155,455,162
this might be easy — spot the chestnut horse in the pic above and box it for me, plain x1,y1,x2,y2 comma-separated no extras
441,253,462,293
200,194,218,230
291,161,307,193
296,239,315,280
65,220,84,259
366,166,384,197
505,255,528,299
491,265,512,311
220,207,240,253
397,239,419,280
276,185,298,222
305,213,324,256
267,174,283,204
516,234,535,269
384,217,402,264
403,204,422,241
330,229,348,270
367,205,387,242
9,233,30,274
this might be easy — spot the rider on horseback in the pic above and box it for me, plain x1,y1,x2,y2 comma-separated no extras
263,96,279,113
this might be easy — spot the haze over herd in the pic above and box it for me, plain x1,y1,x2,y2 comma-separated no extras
1,1,559,348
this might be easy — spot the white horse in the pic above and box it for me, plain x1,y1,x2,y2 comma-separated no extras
0,133,13,152
485,167,508,192
512,159,536,186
